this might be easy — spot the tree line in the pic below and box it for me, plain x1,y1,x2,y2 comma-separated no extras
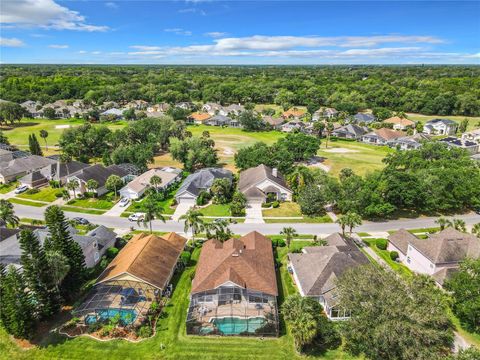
1,65,479,116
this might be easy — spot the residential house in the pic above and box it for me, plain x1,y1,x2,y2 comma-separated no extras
349,113,376,125
74,232,187,326
238,164,293,203
388,228,480,285
18,160,89,188
423,119,457,136
288,233,369,320
125,100,148,110
67,164,134,196
262,116,284,130
282,107,307,120
175,168,233,204
187,231,279,336
20,100,42,118
100,108,124,119
224,104,245,117
462,129,480,143
202,102,224,116
0,225,117,269
332,124,369,139
120,167,182,200
439,137,479,154
175,102,195,110
0,155,57,184
388,133,430,151
383,116,415,131
147,103,170,113
188,112,211,125
205,114,239,127
281,120,306,133
312,107,338,121
361,128,405,145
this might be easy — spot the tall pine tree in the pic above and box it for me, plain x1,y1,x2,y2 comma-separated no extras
19,230,61,318
28,133,43,156
0,264,36,339
44,206,86,300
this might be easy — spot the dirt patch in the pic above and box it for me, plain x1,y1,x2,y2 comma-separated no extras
309,163,330,172
221,146,235,156
323,148,359,153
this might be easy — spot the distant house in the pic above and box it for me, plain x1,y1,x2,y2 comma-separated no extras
205,114,239,127
262,116,284,130
383,116,415,131
462,129,480,143
282,107,307,120
281,120,306,133
20,100,42,118
175,168,233,204
0,225,117,269
288,233,369,320
67,164,134,196
388,228,480,286
224,104,245,116
120,167,182,200
18,160,89,188
423,119,457,136
147,103,170,113
188,112,211,124
187,231,279,336
439,137,479,154
312,107,338,121
100,108,124,119
238,164,293,203
125,100,148,110
349,113,376,124
332,124,369,139
175,102,195,110
0,155,57,184
388,133,430,151
75,232,187,326
361,128,405,145
202,102,224,116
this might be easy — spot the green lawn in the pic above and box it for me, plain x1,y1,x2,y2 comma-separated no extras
318,139,393,178
8,198,46,207
125,195,177,216
363,239,413,278
199,203,231,217
0,241,358,360
0,182,18,194
17,187,62,203
66,196,114,210
263,202,302,217
265,215,332,224
406,113,480,132
59,206,106,215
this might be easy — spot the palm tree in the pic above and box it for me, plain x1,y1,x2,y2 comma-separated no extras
138,198,165,233
86,179,98,197
435,217,448,231
205,219,232,242
149,175,162,193
66,179,79,199
286,166,313,194
345,212,362,236
179,209,204,244
325,121,334,149
280,226,298,248
0,199,20,228
39,129,49,150
452,218,466,232
336,214,348,237
472,223,480,238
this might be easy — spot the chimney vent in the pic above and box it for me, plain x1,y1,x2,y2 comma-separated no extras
272,168,278,177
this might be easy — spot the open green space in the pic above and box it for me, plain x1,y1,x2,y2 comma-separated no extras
17,187,63,203
265,215,332,224
0,239,358,360
59,206,106,215
0,182,18,194
362,239,413,278
199,203,231,217
66,195,115,210
406,113,480,132
318,139,393,178
8,198,46,207
262,202,302,217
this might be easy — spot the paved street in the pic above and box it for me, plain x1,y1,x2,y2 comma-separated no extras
12,203,480,235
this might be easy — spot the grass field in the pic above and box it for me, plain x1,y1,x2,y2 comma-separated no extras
17,187,62,203
264,216,332,224
262,202,302,217
0,240,358,360
8,198,46,207
66,196,115,210
0,182,18,194
199,203,231,217
406,113,480,132
59,206,106,215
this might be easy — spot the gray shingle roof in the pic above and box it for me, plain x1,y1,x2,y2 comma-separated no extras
176,168,233,197
238,164,291,199
72,164,129,186
0,155,57,178
332,124,369,138
388,229,419,254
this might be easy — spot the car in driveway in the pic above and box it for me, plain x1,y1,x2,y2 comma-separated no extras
73,217,90,225
128,213,145,222
119,197,130,207
14,185,28,194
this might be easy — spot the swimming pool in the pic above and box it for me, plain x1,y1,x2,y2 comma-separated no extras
85,309,137,325
211,317,265,335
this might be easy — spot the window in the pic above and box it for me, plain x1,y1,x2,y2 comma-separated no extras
407,256,411,264
94,251,99,262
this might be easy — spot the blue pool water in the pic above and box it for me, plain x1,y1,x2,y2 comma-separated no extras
85,309,137,325
211,317,265,335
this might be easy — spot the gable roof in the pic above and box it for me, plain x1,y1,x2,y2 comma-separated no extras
282,107,306,118
263,116,284,126
189,112,211,122
366,128,405,141
388,229,419,254
191,231,278,296
352,113,376,123
383,116,415,127
71,164,129,186
96,232,187,290
333,124,369,137
238,164,291,197
40,161,89,179
176,167,232,197
0,155,57,178
425,118,457,126
124,167,181,194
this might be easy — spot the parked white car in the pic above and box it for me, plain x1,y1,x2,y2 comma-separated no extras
14,185,28,194
128,213,145,222
119,197,130,207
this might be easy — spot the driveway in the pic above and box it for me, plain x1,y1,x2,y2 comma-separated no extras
104,199,128,217
245,201,264,224
172,199,195,221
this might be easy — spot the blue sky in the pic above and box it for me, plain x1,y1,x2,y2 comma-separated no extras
1,0,479,64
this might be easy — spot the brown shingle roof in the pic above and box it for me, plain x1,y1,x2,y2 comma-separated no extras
96,232,186,290
374,128,405,140
238,164,291,199
388,229,419,255
191,231,278,296
384,116,415,127
189,112,211,122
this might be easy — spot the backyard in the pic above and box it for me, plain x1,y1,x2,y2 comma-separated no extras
0,241,358,360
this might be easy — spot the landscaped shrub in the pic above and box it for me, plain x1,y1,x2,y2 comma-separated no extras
376,239,388,250
49,180,61,188
275,238,286,247
262,202,272,208
54,192,63,198
180,251,191,266
115,237,128,248
101,324,114,336
87,322,102,333
272,201,280,208
196,190,211,206
390,251,399,261
170,198,177,206
26,188,40,194
266,193,276,203
136,325,153,338
64,317,80,329
106,247,119,259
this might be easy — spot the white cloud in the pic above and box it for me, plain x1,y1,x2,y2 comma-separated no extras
105,2,118,9
130,45,162,51
49,44,68,49
204,32,228,38
178,8,206,15
0,37,25,47
164,28,192,36
91,51,101,55
78,50,87,54
1,0,108,32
